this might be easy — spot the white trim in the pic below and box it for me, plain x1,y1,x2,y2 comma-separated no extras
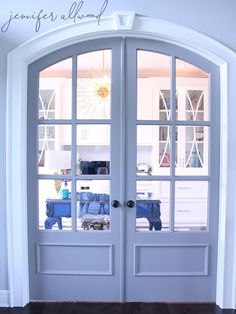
113,11,135,30
6,12,236,308
0,290,10,308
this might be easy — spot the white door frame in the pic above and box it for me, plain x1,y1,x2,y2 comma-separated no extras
6,12,236,309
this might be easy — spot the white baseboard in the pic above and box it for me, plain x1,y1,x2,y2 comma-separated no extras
0,290,9,307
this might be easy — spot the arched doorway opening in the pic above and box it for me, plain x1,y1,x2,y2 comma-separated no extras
6,12,235,308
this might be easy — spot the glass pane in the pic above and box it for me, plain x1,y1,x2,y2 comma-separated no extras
175,126,208,176
137,51,171,120
39,58,72,119
77,50,111,119
76,180,110,231
159,90,178,120
39,179,72,230
136,181,170,232
76,125,110,175
175,181,208,232
159,90,170,120
176,59,209,121
38,125,71,174
137,125,170,176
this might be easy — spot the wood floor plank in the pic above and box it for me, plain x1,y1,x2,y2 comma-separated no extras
0,302,235,314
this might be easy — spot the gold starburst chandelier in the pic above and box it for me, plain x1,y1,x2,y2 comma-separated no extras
96,84,110,99
77,50,111,119
94,50,110,102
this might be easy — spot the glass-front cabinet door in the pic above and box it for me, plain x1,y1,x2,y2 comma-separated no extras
137,66,209,177
28,38,219,302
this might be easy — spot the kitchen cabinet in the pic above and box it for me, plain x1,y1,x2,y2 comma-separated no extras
136,77,208,176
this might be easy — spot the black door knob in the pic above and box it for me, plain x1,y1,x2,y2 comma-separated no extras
111,200,120,208
127,200,135,208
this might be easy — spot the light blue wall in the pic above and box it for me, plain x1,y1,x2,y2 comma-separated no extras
0,0,236,291
0,40,12,291
1,0,236,49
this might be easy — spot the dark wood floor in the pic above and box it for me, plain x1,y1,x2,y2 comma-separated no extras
0,303,236,314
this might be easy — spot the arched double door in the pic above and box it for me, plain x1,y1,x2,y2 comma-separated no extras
27,37,219,302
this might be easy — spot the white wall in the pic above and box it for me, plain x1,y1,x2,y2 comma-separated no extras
1,0,236,293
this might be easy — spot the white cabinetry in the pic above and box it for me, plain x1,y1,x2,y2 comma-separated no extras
136,77,209,177
40,78,110,146
175,78,208,176
77,124,110,145
38,78,70,165
137,77,209,230
174,181,208,229
137,78,154,145
39,78,71,120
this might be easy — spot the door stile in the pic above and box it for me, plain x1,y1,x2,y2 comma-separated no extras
170,55,177,232
124,40,139,301
117,38,126,302
71,54,77,232
109,38,126,301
